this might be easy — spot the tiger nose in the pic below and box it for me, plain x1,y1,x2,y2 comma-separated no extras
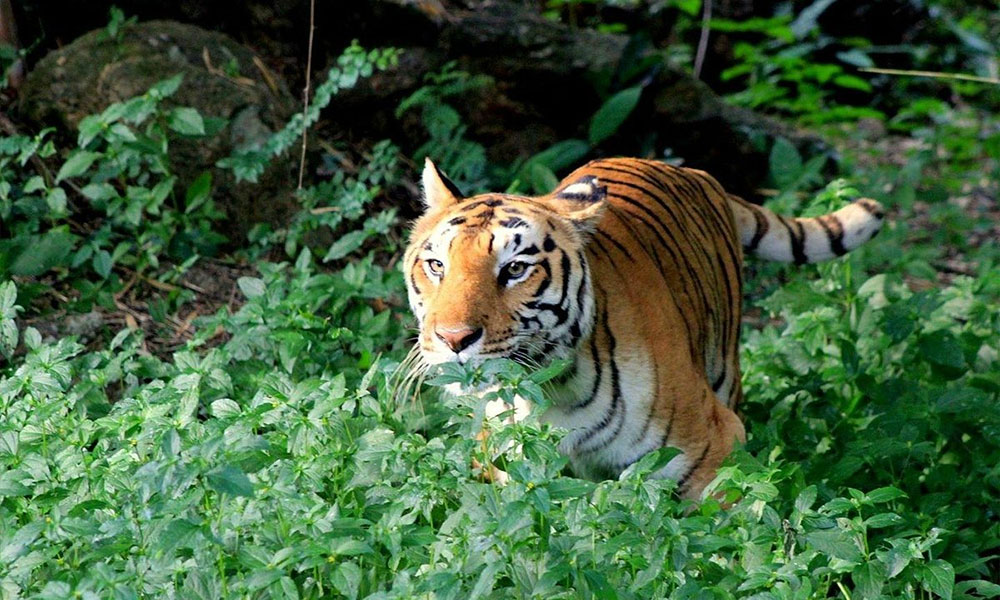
435,326,484,353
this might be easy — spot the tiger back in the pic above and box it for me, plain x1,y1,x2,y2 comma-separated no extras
404,157,883,498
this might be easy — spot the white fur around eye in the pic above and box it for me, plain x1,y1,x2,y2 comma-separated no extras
560,182,594,196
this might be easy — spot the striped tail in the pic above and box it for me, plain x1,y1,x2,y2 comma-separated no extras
728,195,885,264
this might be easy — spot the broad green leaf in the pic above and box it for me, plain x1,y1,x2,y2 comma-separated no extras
955,580,1000,598
921,560,955,600
277,577,300,600
246,568,282,591
528,359,572,384
0,469,31,496
583,569,618,600
837,49,875,68
237,277,266,299
789,0,837,39
805,529,862,563
834,74,873,92
332,562,361,600
884,542,914,578
46,188,68,215
324,230,370,262
864,513,903,528
81,182,118,203
469,562,500,600
866,486,907,504
769,138,802,190
149,74,184,98
92,249,113,278
524,161,560,194
185,171,212,214
918,330,966,371
794,485,818,513
0,281,17,358
56,150,101,182
623,446,684,478
159,518,200,554
211,398,241,418
168,107,206,136
546,478,596,500
7,229,77,276
23,176,46,194
589,86,642,145
853,562,885,600
528,139,590,171
206,465,254,497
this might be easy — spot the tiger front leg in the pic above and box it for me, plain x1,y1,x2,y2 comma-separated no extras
674,388,746,500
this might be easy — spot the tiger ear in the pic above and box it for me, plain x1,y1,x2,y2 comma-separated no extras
547,175,607,233
421,158,464,210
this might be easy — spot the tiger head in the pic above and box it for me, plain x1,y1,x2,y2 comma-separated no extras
404,159,607,366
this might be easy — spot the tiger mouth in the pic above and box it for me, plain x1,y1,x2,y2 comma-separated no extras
419,343,547,366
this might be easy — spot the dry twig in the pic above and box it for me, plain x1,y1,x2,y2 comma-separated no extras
297,0,317,190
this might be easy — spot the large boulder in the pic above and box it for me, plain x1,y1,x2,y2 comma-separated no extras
19,19,298,242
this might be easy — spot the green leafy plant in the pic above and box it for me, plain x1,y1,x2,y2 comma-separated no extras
97,5,137,47
395,62,493,192
220,41,400,184
248,139,402,261
0,74,223,309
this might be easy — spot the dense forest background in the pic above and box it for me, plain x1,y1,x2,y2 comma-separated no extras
0,1,998,598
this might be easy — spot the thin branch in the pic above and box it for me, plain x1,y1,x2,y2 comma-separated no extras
693,0,712,79
297,0,317,190
859,67,1000,86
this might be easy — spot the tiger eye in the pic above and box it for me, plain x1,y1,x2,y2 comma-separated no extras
504,261,527,278
426,259,444,276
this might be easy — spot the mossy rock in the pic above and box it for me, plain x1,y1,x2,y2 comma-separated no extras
19,20,298,242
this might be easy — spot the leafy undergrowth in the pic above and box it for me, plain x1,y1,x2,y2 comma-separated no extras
2,192,1000,599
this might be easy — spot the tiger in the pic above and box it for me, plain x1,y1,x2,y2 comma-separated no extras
403,156,884,498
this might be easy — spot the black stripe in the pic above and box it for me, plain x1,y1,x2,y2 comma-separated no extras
712,370,726,392
615,359,664,471
594,230,635,261
856,199,884,218
574,302,626,454
659,402,676,448
779,216,808,265
676,442,711,493
817,215,847,256
529,258,552,298
589,236,616,263
746,205,769,252
525,250,572,325
499,217,527,228
573,320,604,409
569,252,590,346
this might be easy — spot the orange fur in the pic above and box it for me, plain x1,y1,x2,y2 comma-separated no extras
404,158,882,498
